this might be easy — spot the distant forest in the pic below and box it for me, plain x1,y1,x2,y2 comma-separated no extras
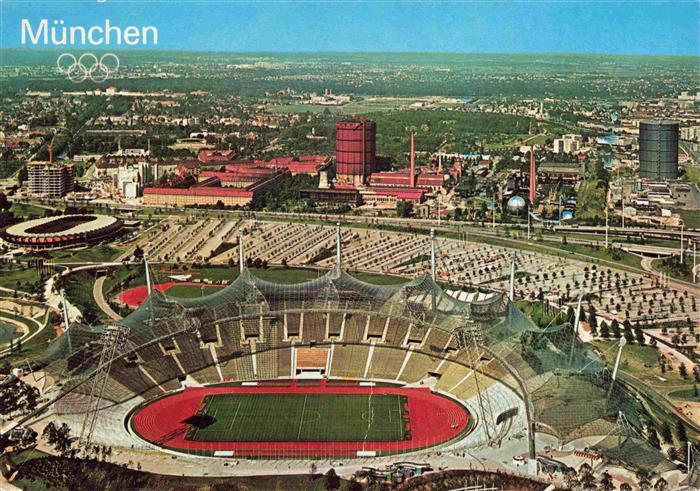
1,49,697,99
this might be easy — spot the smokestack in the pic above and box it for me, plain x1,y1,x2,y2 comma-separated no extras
529,146,536,205
410,129,416,188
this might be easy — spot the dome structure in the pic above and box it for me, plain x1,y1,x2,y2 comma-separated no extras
506,195,527,215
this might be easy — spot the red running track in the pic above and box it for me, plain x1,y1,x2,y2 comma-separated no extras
118,283,223,307
130,381,471,457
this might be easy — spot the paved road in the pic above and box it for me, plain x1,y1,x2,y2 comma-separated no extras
93,275,122,321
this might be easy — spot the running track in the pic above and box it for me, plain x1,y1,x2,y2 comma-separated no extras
130,381,470,457
118,283,223,307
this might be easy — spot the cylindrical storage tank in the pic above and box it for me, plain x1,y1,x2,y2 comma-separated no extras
335,119,376,185
639,120,679,180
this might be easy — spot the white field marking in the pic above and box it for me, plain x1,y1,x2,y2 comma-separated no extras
192,396,214,440
226,401,242,433
297,394,308,441
397,395,404,438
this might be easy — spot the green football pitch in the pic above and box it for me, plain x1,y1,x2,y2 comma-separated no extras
186,393,409,442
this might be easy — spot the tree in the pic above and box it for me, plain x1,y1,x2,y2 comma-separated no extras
324,468,340,490
42,422,74,456
620,484,632,491
133,246,144,260
598,471,614,491
563,468,580,490
676,419,688,449
588,307,598,331
610,319,621,338
578,463,595,490
647,428,660,449
396,200,413,218
661,423,673,444
635,324,645,345
653,477,668,491
635,468,652,491
679,363,688,379
0,378,39,416
0,193,10,212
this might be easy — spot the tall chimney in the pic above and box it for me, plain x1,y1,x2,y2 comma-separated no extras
410,129,416,188
529,146,536,204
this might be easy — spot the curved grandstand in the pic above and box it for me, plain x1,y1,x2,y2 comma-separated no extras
27,265,673,472
1,214,122,249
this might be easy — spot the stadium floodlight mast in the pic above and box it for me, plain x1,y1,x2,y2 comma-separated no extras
508,253,516,302
144,253,152,296
527,210,531,240
605,207,609,249
568,291,584,368
336,222,342,267
611,336,627,381
430,228,436,281
681,224,685,264
238,228,245,273
78,324,130,451
60,289,72,353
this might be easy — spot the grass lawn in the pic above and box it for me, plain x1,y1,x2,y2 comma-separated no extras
0,264,43,291
1,448,50,467
652,258,694,283
12,456,355,491
0,311,55,366
63,271,109,324
668,387,700,401
9,203,51,219
682,166,700,187
593,340,686,386
675,209,700,230
551,242,643,270
36,245,122,263
0,318,23,344
165,283,223,298
188,393,408,443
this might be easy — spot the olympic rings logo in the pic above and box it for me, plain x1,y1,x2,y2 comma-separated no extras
56,53,120,83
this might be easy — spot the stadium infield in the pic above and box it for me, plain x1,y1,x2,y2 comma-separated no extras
189,393,408,442
130,381,472,458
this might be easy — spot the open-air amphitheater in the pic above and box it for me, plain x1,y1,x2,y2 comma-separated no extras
135,218,697,327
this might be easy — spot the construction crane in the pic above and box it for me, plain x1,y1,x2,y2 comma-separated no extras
48,131,57,163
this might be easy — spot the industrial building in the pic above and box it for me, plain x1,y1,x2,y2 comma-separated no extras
369,172,444,191
226,155,330,176
299,188,361,208
536,162,584,184
335,118,376,186
639,120,679,180
143,169,289,207
27,162,76,198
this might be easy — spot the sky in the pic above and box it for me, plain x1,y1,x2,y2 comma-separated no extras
1,0,699,56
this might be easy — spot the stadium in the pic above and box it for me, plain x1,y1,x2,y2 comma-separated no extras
10,227,683,487
1,214,123,250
